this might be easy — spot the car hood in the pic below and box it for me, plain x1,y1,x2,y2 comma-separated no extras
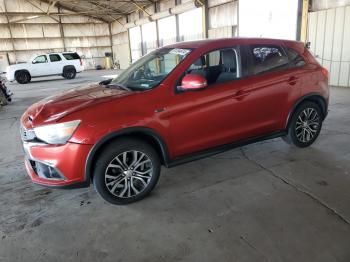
24,84,132,127
8,63,30,71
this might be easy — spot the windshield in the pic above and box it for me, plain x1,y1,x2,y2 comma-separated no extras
111,48,192,91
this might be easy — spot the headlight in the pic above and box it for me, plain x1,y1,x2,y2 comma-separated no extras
34,120,81,144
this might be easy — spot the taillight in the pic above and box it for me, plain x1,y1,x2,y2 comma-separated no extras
321,67,329,78
79,58,83,66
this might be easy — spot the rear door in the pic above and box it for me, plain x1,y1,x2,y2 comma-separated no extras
237,43,296,133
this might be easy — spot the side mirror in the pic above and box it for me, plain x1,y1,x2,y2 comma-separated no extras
179,74,207,91
99,78,112,85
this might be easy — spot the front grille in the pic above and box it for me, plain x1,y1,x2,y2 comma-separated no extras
20,126,36,141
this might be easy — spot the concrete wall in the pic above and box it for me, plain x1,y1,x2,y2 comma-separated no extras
0,0,112,69
111,0,238,68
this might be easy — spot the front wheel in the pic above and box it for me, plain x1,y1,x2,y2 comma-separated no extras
283,101,323,148
15,71,31,84
93,139,161,205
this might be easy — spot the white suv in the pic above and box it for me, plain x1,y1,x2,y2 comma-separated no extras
6,52,84,84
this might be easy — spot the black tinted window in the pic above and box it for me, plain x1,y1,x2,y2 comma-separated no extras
186,47,240,85
250,45,288,74
49,54,61,62
285,47,306,67
63,53,80,60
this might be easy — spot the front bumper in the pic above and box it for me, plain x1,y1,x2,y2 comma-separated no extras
23,141,93,187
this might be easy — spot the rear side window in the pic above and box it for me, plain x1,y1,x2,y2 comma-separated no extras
285,47,306,67
250,45,288,75
49,54,61,62
63,53,80,60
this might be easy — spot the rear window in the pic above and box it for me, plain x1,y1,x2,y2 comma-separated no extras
250,45,289,75
285,47,306,68
49,54,61,62
63,53,80,60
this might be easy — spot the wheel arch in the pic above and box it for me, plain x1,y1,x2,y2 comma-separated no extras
14,69,30,77
286,93,328,128
63,65,76,72
84,127,170,183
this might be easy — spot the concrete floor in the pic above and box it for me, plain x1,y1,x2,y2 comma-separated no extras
0,70,350,262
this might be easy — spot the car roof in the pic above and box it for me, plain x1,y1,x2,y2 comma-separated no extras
46,52,77,55
164,37,304,50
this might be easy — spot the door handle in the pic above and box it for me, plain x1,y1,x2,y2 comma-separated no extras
287,76,298,86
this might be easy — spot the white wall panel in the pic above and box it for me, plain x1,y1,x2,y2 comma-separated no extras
61,16,103,24
0,15,8,23
239,0,298,40
159,0,175,11
208,0,234,7
10,24,44,38
111,17,127,34
65,36,111,48
314,10,326,65
113,44,130,69
208,26,235,38
0,24,11,38
63,24,109,37
13,38,63,50
308,6,350,87
323,9,335,62
209,2,237,29
0,39,13,51
42,24,61,37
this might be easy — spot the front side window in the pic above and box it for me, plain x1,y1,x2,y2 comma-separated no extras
185,47,240,86
111,48,192,91
49,54,62,62
250,45,288,74
33,55,47,64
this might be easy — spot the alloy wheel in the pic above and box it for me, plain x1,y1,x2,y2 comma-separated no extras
295,107,320,143
104,150,153,198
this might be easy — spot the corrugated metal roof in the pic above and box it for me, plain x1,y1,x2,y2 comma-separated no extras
39,0,155,22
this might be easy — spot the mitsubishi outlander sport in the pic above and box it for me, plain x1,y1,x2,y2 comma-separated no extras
20,38,329,204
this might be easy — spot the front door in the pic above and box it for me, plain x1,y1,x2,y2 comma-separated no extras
31,55,50,77
166,47,249,157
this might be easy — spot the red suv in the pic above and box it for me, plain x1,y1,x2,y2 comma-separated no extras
20,38,329,204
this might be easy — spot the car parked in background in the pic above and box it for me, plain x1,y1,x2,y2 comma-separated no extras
6,52,84,84
20,38,329,204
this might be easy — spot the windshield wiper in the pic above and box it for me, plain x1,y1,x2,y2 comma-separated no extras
106,83,131,91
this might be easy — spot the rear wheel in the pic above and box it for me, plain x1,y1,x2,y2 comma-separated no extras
15,71,31,84
62,67,76,79
93,139,161,205
283,101,323,147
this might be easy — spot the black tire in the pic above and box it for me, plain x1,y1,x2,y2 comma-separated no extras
62,67,76,79
283,101,323,148
15,71,31,84
93,138,161,205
